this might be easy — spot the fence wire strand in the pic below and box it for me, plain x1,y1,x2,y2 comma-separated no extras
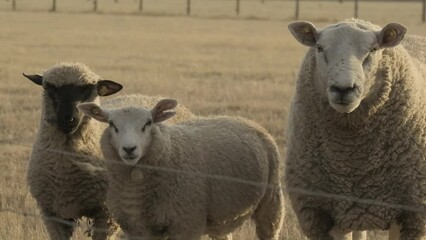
1,140,425,238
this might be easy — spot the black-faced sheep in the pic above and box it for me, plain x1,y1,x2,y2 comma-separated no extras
24,62,123,240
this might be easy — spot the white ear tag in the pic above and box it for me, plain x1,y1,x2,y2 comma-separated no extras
131,168,144,181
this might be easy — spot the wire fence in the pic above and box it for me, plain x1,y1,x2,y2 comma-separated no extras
1,0,425,22
1,139,426,239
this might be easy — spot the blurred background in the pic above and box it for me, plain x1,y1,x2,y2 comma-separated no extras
0,0,425,239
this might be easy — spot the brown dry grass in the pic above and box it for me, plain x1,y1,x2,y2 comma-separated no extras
0,1,425,239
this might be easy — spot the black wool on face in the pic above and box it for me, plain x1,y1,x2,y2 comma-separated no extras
44,83,96,134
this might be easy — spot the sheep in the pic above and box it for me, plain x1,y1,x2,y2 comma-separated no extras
77,98,285,240
24,63,196,240
285,18,426,240
24,62,123,240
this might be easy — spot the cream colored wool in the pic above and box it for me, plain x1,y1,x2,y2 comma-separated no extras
286,19,426,240
100,113,284,240
27,63,116,240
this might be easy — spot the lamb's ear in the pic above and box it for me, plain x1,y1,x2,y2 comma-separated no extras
77,103,109,123
23,73,43,86
151,99,177,123
97,80,123,97
288,21,318,47
377,23,407,48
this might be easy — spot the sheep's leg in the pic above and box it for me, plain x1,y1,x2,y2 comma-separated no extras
42,210,76,240
210,234,233,240
399,212,426,240
388,222,401,240
167,224,204,240
90,207,115,240
352,231,367,240
329,227,352,240
252,187,284,240
292,206,334,240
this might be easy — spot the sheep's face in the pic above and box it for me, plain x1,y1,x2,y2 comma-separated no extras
44,83,96,134
23,73,123,135
77,99,177,166
288,21,406,113
107,108,154,165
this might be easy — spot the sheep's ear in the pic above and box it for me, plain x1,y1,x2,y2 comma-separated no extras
77,103,109,123
151,99,177,123
97,80,123,97
288,21,318,47
23,73,43,86
377,23,407,48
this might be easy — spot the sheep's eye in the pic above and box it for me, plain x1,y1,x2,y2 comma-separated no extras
45,87,59,100
48,91,58,101
370,47,378,53
80,86,94,100
316,46,324,52
109,121,118,133
142,120,152,132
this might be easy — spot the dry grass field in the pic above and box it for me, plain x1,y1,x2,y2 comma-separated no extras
0,0,425,239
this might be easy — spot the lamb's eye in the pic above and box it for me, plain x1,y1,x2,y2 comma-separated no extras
109,122,118,133
142,120,152,132
370,47,378,53
316,46,324,52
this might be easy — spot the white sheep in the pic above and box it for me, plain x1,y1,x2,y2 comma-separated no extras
78,99,284,240
286,19,426,240
24,62,123,240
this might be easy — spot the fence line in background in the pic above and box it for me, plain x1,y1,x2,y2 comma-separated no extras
187,0,191,15
3,0,426,22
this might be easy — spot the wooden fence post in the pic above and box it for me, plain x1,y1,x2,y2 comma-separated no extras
51,0,56,12
354,0,358,18
139,0,143,12
295,0,299,20
186,0,190,15
93,0,98,12
12,0,16,10
423,0,425,22
236,0,240,16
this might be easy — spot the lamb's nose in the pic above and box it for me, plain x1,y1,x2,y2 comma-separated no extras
330,85,357,95
123,146,136,155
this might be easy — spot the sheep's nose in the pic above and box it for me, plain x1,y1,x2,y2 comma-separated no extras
330,85,357,96
123,146,136,155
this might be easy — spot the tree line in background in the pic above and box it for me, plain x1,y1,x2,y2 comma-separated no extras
3,0,426,22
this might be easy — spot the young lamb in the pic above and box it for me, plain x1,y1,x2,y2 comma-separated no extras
24,62,123,240
286,19,426,240
78,99,284,240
